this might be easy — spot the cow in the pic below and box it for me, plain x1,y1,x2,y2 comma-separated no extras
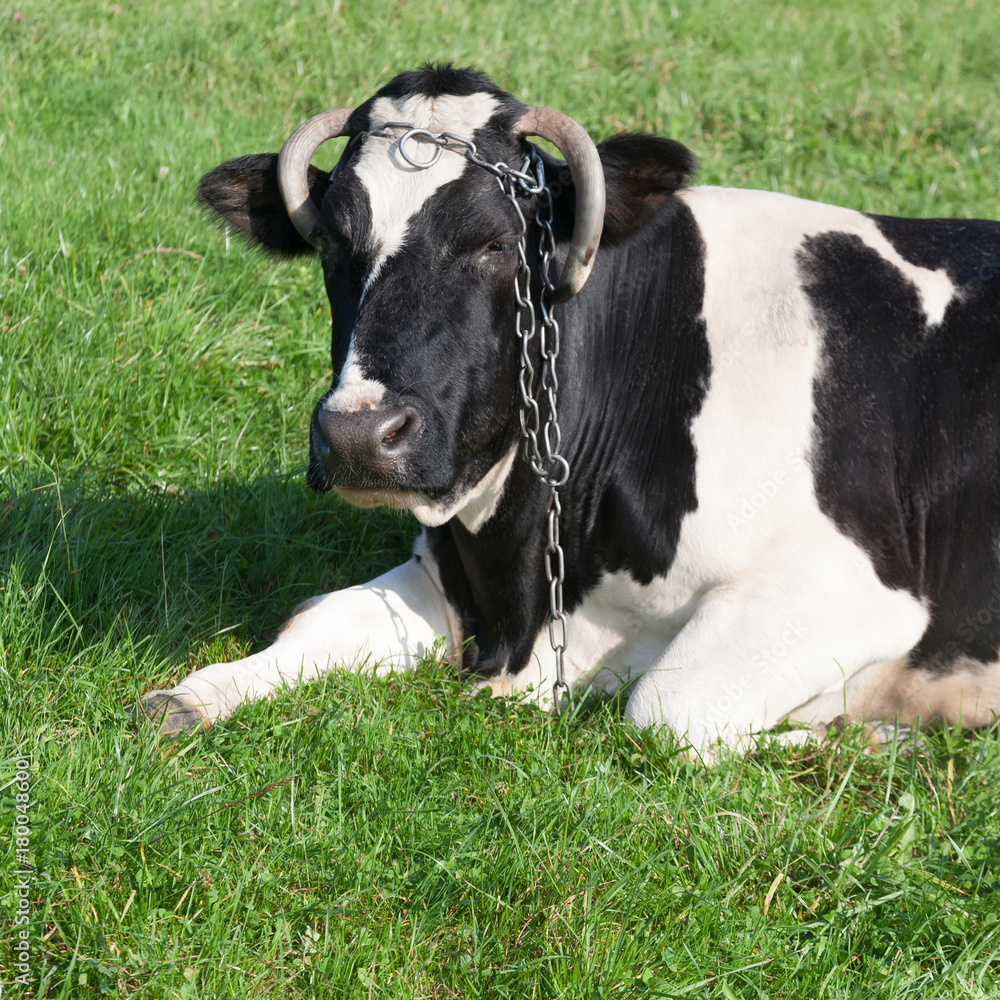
138,65,1000,757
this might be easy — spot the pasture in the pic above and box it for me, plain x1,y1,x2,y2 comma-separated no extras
3,0,1000,996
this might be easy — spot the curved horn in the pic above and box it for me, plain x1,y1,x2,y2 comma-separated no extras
277,108,354,246
517,107,606,303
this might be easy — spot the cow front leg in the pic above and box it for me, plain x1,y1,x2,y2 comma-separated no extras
623,573,928,758
138,548,458,732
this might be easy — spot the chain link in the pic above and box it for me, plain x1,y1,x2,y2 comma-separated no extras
363,122,573,715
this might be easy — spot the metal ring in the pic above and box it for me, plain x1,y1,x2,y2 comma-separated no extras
542,455,571,488
397,128,442,168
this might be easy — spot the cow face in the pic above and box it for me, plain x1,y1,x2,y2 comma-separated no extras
306,89,531,523
200,71,545,526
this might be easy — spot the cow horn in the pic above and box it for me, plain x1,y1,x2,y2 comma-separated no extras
517,107,606,303
277,108,354,246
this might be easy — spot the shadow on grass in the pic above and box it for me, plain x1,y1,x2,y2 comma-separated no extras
0,469,416,693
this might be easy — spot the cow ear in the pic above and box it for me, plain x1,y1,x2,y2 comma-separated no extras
197,153,331,256
595,134,697,244
542,134,696,248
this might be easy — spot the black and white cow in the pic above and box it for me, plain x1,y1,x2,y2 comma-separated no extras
140,65,1000,755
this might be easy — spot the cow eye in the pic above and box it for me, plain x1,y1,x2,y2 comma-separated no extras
471,239,513,271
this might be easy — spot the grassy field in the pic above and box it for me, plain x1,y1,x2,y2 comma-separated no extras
3,0,1000,996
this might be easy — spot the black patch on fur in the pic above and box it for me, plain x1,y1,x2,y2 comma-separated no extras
368,63,506,101
801,219,1000,672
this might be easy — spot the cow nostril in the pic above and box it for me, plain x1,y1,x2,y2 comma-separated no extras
381,416,406,444
378,407,421,451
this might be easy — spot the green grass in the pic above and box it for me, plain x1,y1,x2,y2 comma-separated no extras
2,0,1000,996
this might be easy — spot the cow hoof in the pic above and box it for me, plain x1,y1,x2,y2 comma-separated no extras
767,728,817,750
133,692,207,734
865,722,926,755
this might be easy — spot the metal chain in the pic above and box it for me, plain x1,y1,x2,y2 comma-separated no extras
363,123,573,714
500,160,573,716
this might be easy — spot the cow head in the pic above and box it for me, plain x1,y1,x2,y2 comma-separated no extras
199,66,693,526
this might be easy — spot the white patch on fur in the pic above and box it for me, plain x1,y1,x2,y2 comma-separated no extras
408,446,517,529
333,486,428,510
861,225,954,327
333,446,517,530
452,447,518,533
323,351,387,414
452,445,518,532
356,92,500,281
677,187,955,329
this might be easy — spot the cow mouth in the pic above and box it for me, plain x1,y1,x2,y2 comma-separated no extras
333,485,431,510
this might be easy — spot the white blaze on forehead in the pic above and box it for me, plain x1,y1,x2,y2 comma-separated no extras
355,92,500,277
325,92,500,413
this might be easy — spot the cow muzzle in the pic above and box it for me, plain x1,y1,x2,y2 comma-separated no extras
311,402,424,489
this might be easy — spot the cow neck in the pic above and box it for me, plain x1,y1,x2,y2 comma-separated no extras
445,196,710,677
556,198,710,588
428,456,554,680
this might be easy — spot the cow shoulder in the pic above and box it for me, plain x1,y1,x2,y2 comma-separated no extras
198,153,331,255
